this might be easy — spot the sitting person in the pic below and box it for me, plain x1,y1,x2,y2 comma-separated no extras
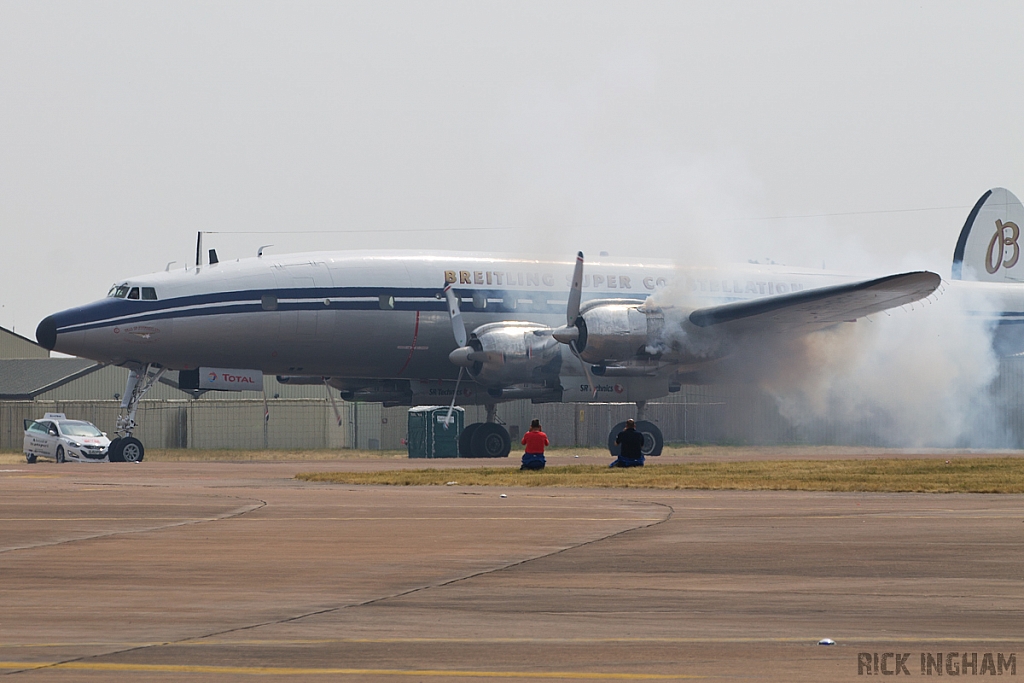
520,419,548,470
610,419,645,468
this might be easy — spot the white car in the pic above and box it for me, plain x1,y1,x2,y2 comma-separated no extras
23,413,113,463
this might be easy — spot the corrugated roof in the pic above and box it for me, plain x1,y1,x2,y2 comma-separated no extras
0,358,102,399
0,326,49,359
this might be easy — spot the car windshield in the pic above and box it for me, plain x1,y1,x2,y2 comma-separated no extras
60,422,104,437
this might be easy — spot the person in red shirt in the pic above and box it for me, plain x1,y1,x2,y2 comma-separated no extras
520,419,548,470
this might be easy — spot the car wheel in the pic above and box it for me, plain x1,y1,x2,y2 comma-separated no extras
119,437,144,463
25,453,36,464
470,423,511,458
56,446,65,464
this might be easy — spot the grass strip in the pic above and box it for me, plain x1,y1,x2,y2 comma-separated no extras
297,458,1024,493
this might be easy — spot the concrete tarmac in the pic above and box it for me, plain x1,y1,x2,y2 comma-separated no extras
1,458,1023,681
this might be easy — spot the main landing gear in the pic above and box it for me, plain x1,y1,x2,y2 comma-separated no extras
607,401,664,457
108,364,165,463
459,404,512,458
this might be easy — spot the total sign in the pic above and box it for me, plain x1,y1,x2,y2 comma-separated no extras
201,368,264,392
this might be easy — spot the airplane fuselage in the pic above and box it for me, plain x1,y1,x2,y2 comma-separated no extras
37,250,1024,397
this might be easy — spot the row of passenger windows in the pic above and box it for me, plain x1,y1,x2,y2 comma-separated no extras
107,285,158,300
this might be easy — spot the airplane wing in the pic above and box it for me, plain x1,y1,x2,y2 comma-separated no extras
688,271,941,332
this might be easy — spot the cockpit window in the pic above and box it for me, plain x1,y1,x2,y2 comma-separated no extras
107,285,131,298
127,287,140,300
141,287,157,300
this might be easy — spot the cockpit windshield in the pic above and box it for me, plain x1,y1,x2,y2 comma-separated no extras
106,284,157,300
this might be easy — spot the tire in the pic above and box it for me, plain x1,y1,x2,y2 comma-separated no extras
459,423,481,458
470,423,511,458
56,446,65,464
108,437,123,462
607,421,628,457
119,437,144,463
635,421,664,457
608,421,664,457
25,453,36,464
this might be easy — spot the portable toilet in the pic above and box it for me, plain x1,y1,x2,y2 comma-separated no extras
407,406,464,458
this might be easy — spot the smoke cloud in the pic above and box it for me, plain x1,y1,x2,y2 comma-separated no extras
754,284,1006,448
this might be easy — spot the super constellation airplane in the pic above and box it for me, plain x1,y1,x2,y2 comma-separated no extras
35,188,1024,462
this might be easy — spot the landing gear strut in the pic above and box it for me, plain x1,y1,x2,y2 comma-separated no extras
458,404,512,458
109,364,165,463
607,401,664,457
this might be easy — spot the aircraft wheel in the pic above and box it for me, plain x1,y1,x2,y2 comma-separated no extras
25,453,36,464
636,420,664,457
607,421,664,457
120,438,145,463
607,421,628,456
470,423,511,458
108,438,124,462
459,423,481,458
56,446,65,464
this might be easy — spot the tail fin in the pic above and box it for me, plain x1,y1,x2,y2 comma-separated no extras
952,188,1024,281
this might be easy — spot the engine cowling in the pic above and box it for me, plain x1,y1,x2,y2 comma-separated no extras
567,301,653,365
449,321,562,387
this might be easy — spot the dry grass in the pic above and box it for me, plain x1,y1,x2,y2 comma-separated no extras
296,458,1024,493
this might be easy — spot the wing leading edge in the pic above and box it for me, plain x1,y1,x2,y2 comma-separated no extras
688,271,941,331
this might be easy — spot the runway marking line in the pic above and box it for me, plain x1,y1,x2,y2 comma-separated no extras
7,636,1024,648
0,661,700,679
0,518,663,524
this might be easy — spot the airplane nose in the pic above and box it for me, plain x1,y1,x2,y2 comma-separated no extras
36,315,57,350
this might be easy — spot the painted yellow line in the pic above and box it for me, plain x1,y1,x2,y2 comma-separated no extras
0,662,699,679
222,517,663,521
0,518,208,521
0,517,659,522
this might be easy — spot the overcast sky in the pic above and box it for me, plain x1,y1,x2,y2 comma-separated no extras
2,1,1022,336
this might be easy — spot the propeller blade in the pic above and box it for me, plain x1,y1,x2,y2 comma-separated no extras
443,367,464,429
570,340,598,398
444,283,467,348
567,251,584,325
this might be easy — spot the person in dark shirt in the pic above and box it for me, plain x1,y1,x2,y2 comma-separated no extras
520,419,548,470
610,419,645,468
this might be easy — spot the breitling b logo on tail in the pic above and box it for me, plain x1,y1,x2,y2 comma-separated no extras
985,219,1020,274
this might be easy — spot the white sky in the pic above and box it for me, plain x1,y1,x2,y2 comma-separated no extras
2,1,1022,337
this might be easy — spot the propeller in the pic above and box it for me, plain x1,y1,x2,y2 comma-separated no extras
553,252,597,397
442,283,467,429
444,282,467,348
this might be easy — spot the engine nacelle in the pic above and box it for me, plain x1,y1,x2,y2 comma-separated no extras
574,301,653,365
450,321,562,387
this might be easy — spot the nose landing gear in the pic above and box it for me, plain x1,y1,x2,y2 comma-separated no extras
109,364,165,463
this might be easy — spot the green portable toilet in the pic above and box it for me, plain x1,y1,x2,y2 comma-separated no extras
408,406,464,458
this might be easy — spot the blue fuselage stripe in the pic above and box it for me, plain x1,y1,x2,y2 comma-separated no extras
53,287,651,334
